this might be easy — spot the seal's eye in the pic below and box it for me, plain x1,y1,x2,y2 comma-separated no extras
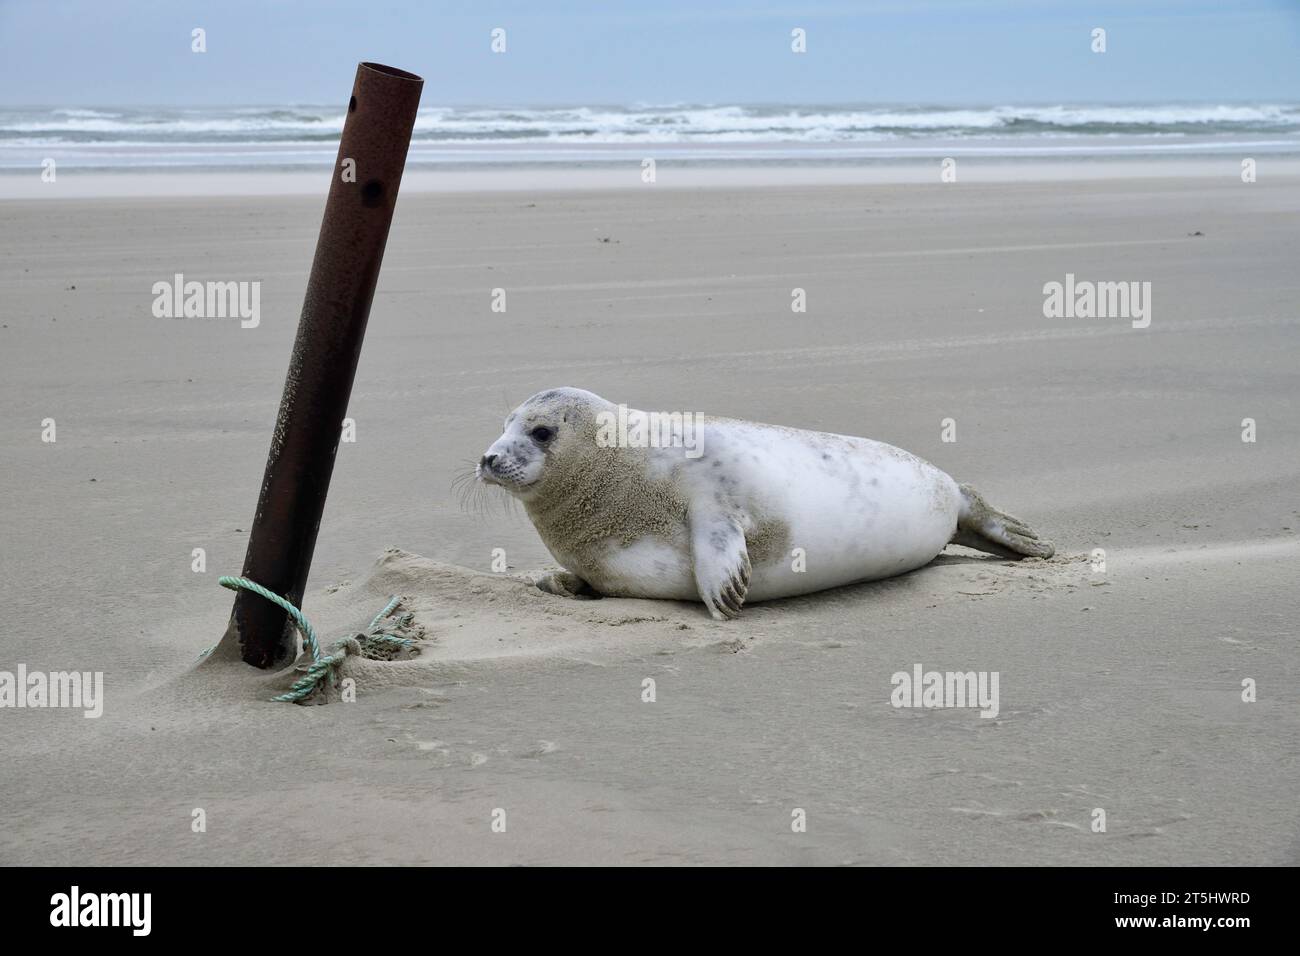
530,426,554,443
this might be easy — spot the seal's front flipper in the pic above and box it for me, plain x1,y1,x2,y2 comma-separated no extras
689,508,752,620
953,484,1054,559
536,570,600,599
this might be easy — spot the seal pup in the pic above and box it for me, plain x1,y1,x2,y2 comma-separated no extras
476,388,1053,620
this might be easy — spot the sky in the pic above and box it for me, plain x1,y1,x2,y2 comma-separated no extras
1,0,1298,106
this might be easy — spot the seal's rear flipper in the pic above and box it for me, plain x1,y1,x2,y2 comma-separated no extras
952,484,1054,559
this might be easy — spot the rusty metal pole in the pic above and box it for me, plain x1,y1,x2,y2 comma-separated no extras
217,62,423,668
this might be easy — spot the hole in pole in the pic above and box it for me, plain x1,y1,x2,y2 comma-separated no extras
361,179,385,207
348,95,357,113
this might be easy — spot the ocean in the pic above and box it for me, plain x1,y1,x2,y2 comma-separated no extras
3,103,1299,171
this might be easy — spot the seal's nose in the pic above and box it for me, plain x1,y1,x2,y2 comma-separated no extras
480,453,498,470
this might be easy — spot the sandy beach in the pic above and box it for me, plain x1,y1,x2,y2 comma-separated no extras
1,167,1297,865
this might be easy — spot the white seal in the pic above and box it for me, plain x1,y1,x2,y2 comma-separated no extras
477,388,1053,620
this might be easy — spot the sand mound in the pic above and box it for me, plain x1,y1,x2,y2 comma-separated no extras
197,546,1100,703
197,549,734,701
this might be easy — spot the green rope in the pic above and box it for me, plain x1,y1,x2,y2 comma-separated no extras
369,595,402,631
216,576,414,704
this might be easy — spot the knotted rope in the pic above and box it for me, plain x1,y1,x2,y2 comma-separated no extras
213,576,416,703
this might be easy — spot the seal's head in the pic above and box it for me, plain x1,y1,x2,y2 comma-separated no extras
477,387,611,498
